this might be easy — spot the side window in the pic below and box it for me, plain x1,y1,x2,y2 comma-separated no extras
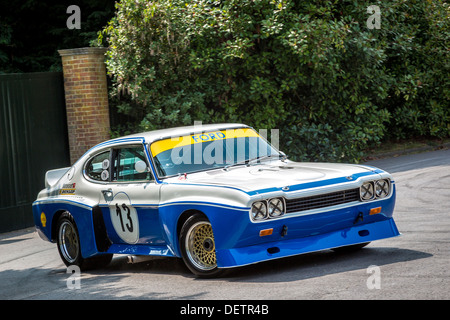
85,151,111,182
113,146,153,182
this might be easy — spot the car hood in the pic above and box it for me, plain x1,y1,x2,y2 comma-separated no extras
164,160,378,193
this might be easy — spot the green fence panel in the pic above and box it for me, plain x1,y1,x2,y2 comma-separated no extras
0,72,70,233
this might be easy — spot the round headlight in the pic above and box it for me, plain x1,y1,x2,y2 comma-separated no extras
360,182,375,201
375,179,390,198
268,198,285,218
251,201,268,221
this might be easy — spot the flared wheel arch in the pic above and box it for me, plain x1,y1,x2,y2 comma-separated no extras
177,210,225,278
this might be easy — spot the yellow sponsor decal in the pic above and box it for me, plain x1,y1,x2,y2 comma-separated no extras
59,188,76,195
40,212,47,227
150,128,260,157
59,183,76,195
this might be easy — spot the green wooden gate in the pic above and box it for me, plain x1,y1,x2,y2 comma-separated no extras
0,72,70,233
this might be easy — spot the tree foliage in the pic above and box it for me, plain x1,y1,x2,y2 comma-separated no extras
0,0,116,72
101,0,449,162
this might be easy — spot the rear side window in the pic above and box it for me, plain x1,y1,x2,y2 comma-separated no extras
85,151,111,181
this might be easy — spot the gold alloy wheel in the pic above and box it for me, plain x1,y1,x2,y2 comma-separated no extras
185,221,217,271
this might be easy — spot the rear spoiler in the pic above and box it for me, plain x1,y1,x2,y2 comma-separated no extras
45,167,70,188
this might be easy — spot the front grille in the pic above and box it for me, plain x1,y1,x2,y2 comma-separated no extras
285,188,360,214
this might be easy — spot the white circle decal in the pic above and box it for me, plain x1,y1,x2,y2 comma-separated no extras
110,203,139,244
102,159,110,170
101,170,109,181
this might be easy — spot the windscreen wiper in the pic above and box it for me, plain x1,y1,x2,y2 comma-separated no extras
223,154,280,171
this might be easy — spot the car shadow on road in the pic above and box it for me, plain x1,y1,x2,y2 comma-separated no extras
0,246,431,299
105,255,190,275
222,246,432,283
97,244,432,283
0,237,33,245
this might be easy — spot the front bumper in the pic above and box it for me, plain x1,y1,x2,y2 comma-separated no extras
215,218,400,268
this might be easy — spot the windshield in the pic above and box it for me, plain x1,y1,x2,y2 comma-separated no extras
150,128,280,178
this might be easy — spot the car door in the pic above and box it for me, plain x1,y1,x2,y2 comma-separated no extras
92,144,165,246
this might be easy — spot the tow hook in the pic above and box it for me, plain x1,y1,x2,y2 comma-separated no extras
354,212,364,224
281,225,288,237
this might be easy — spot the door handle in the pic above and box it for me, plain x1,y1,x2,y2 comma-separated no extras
101,188,114,202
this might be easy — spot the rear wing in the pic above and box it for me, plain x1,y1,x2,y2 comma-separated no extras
45,167,70,188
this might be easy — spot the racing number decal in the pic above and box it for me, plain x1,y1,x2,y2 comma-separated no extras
116,203,133,233
110,203,139,244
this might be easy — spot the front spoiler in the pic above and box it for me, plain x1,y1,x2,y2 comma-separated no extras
215,218,400,268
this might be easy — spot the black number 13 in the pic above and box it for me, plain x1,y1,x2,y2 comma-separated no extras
115,203,133,233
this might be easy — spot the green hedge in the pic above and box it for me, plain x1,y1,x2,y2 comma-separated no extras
100,0,449,163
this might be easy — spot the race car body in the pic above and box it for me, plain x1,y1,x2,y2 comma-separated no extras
33,123,399,277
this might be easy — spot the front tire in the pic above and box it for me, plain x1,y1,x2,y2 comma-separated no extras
179,214,224,278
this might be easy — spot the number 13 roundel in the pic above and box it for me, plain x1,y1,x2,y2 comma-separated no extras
109,202,139,244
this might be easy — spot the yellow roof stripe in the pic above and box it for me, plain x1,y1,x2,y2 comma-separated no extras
150,128,260,157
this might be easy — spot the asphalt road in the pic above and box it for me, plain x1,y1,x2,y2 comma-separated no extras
1,148,449,300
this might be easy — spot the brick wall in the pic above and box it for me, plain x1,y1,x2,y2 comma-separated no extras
58,47,110,164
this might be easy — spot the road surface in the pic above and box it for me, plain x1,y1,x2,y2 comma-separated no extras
1,148,449,300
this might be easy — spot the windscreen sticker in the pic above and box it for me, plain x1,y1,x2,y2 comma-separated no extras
150,128,260,157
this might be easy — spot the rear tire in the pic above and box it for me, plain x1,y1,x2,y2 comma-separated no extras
179,213,224,278
56,212,112,270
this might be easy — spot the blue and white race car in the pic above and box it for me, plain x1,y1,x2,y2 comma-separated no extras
33,123,399,277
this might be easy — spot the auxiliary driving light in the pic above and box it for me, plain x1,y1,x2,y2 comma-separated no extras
360,181,375,201
251,201,268,221
375,179,390,198
268,198,285,218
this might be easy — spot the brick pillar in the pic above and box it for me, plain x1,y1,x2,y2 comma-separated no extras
58,47,110,164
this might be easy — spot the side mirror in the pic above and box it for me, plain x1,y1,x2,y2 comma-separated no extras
135,160,148,173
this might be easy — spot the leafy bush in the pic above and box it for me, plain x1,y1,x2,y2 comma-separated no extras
100,0,449,163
